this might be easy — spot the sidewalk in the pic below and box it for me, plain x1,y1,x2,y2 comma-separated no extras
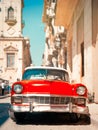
88,103,98,115
0,94,11,99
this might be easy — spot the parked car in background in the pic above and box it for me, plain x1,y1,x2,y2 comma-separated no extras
0,80,11,96
9,66,90,123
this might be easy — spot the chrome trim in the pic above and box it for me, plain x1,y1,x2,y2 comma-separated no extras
12,94,87,106
10,103,89,115
24,66,68,73
22,96,71,104
12,94,52,97
69,102,72,113
10,94,89,114
12,93,87,99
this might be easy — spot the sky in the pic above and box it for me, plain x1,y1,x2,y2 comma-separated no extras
23,0,45,66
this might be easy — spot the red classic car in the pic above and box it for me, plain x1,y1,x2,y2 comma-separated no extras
9,66,90,123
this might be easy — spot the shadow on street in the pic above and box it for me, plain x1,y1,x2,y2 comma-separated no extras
15,112,91,125
0,103,10,127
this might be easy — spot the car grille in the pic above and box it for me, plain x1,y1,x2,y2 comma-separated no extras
22,96,71,105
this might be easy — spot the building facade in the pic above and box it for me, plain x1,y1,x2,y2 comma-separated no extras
54,0,98,102
42,0,66,68
0,0,32,85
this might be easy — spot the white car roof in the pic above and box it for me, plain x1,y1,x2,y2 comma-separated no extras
25,66,68,72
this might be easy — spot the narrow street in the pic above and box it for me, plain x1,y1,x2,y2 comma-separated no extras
0,97,98,130
0,0,98,130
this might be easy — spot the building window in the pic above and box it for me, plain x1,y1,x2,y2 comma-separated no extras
81,42,84,77
7,53,15,67
8,6,14,20
0,8,1,11
77,12,84,77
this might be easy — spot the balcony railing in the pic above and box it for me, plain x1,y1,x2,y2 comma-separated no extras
5,17,17,26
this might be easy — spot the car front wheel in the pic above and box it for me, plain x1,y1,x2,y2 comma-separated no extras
14,112,26,122
69,113,79,123
9,110,16,121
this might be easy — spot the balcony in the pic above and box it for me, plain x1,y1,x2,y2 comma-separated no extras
46,7,55,18
5,17,17,26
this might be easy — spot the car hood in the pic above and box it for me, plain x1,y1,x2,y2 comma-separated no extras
20,80,73,96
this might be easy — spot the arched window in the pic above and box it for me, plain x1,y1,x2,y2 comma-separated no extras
8,7,14,20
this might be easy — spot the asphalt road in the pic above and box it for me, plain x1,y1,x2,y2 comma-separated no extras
0,97,98,130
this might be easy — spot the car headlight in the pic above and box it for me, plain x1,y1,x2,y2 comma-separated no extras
13,84,23,94
76,86,86,95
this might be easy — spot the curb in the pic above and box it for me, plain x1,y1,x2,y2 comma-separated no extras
0,94,11,99
94,102,98,104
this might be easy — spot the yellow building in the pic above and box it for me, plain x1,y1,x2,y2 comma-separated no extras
54,0,98,102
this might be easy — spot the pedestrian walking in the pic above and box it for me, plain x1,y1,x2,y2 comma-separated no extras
1,81,5,95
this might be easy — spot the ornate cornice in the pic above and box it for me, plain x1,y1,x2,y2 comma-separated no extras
4,45,18,52
0,37,24,41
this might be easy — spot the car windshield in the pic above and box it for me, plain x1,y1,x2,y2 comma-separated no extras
22,68,69,81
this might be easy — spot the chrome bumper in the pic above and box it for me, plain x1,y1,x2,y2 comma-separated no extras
10,103,89,115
